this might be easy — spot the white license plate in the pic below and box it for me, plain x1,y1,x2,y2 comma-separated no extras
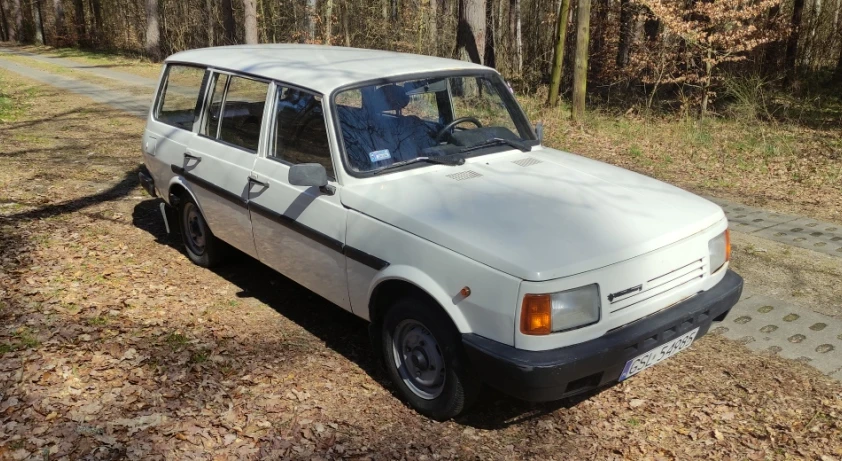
619,327,699,381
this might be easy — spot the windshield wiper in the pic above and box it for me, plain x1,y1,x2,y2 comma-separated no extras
372,153,465,175
458,137,531,154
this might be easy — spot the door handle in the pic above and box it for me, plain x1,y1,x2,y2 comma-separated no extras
183,152,200,160
248,175,269,188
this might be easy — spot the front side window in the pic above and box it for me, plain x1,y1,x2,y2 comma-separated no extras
271,86,334,178
334,74,534,174
156,65,206,130
201,73,269,152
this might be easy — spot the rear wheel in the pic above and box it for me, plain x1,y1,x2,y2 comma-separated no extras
178,195,224,268
381,297,480,420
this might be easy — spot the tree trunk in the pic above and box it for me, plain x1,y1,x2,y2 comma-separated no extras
483,0,494,67
456,0,486,64
382,0,388,19
0,0,10,41
341,0,350,46
508,0,522,73
72,0,85,44
206,0,214,46
220,0,236,44
616,0,635,68
835,30,842,82
306,0,316,42
572,0,591,123
144,0,161,60
242,0,258,44
785,0,805,80
51,0,65,44
324,0,333,44
32,0,44,44
428,0,437,52
548,0,571,106
10,0,21,42
90,0,103,43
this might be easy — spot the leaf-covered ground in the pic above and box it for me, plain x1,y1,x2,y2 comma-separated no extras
1,68,841,460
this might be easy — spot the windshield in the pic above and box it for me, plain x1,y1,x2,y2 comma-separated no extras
334,73,535,174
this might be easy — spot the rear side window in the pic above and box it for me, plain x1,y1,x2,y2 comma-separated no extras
201,73,269,152
156,65,206,130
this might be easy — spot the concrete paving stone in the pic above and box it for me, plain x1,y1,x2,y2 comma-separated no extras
705,196,842,257
715,290,842,377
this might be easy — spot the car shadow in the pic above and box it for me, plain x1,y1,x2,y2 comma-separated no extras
131,197,617,429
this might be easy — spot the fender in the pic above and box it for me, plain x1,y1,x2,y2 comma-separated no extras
366,264,472,334
166,175,209,220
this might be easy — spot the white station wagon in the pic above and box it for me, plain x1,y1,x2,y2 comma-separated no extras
139,44,743,420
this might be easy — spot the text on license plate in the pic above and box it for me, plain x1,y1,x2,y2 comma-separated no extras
619,327,699,381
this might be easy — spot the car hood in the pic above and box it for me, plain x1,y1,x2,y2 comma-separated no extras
340,147,725,281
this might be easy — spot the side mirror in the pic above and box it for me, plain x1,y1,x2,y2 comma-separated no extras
288,163,335,195
535,121,544,144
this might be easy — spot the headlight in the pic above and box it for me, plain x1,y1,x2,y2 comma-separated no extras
708,229,731,274
520,284,601,335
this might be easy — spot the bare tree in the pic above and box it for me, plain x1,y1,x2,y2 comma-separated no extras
835,29,842,82
243,0,258,44
572,0,591,122
508,0,522,73
0,0,10,41
429,0,438,51
144,0,161,60
10,0,21,42
32,0,45,44
786,0,805,79
220,0,236,44
456,0,485,64
306,0,317,42
72,0,85,44
325,0,334,44
52,0,65,44
548,0,572,106
616,0,636,68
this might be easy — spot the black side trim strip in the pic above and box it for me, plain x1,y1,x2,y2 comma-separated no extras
249,201,344,253
171,164,248,208
171,164,389,270
345,246,390,271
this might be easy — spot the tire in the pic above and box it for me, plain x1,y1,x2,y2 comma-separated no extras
178,194,224,268
381,297,480,420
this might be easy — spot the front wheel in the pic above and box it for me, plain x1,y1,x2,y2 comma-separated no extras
178,195,224,268
381,297,480,420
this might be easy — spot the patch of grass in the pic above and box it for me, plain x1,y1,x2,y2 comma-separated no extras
0,343,14,354
190,349,210,364
629,145,643,158
165,332,189,350
627,418,641,427
86,316,108,326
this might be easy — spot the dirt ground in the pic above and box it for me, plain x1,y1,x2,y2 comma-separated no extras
1,65,841,460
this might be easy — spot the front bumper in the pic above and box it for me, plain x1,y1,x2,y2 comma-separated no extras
463,270,743,402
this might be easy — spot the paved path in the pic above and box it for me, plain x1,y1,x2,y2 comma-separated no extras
706,196,842,257
0,51,839,381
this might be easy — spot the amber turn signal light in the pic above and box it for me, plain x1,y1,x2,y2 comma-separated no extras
724,229,731,262
521,294,552,335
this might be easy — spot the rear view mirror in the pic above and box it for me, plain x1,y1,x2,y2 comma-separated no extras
288,163,335,195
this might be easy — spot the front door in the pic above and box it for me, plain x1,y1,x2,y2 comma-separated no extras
180,71,271,258
248,84,350,310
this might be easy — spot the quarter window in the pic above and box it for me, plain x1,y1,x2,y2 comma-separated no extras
202,73,269,153
271,86,334,178
156,65,206,130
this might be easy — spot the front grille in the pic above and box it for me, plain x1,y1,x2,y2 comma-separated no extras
609,259,704,314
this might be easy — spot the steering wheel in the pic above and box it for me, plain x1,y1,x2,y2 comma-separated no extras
434,117,483,143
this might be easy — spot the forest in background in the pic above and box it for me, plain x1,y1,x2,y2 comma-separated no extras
1,0,841,120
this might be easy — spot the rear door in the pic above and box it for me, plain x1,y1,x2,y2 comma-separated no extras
248,83,350,310
179,71,271,258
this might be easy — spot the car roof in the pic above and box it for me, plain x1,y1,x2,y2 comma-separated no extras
166,44,493,94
